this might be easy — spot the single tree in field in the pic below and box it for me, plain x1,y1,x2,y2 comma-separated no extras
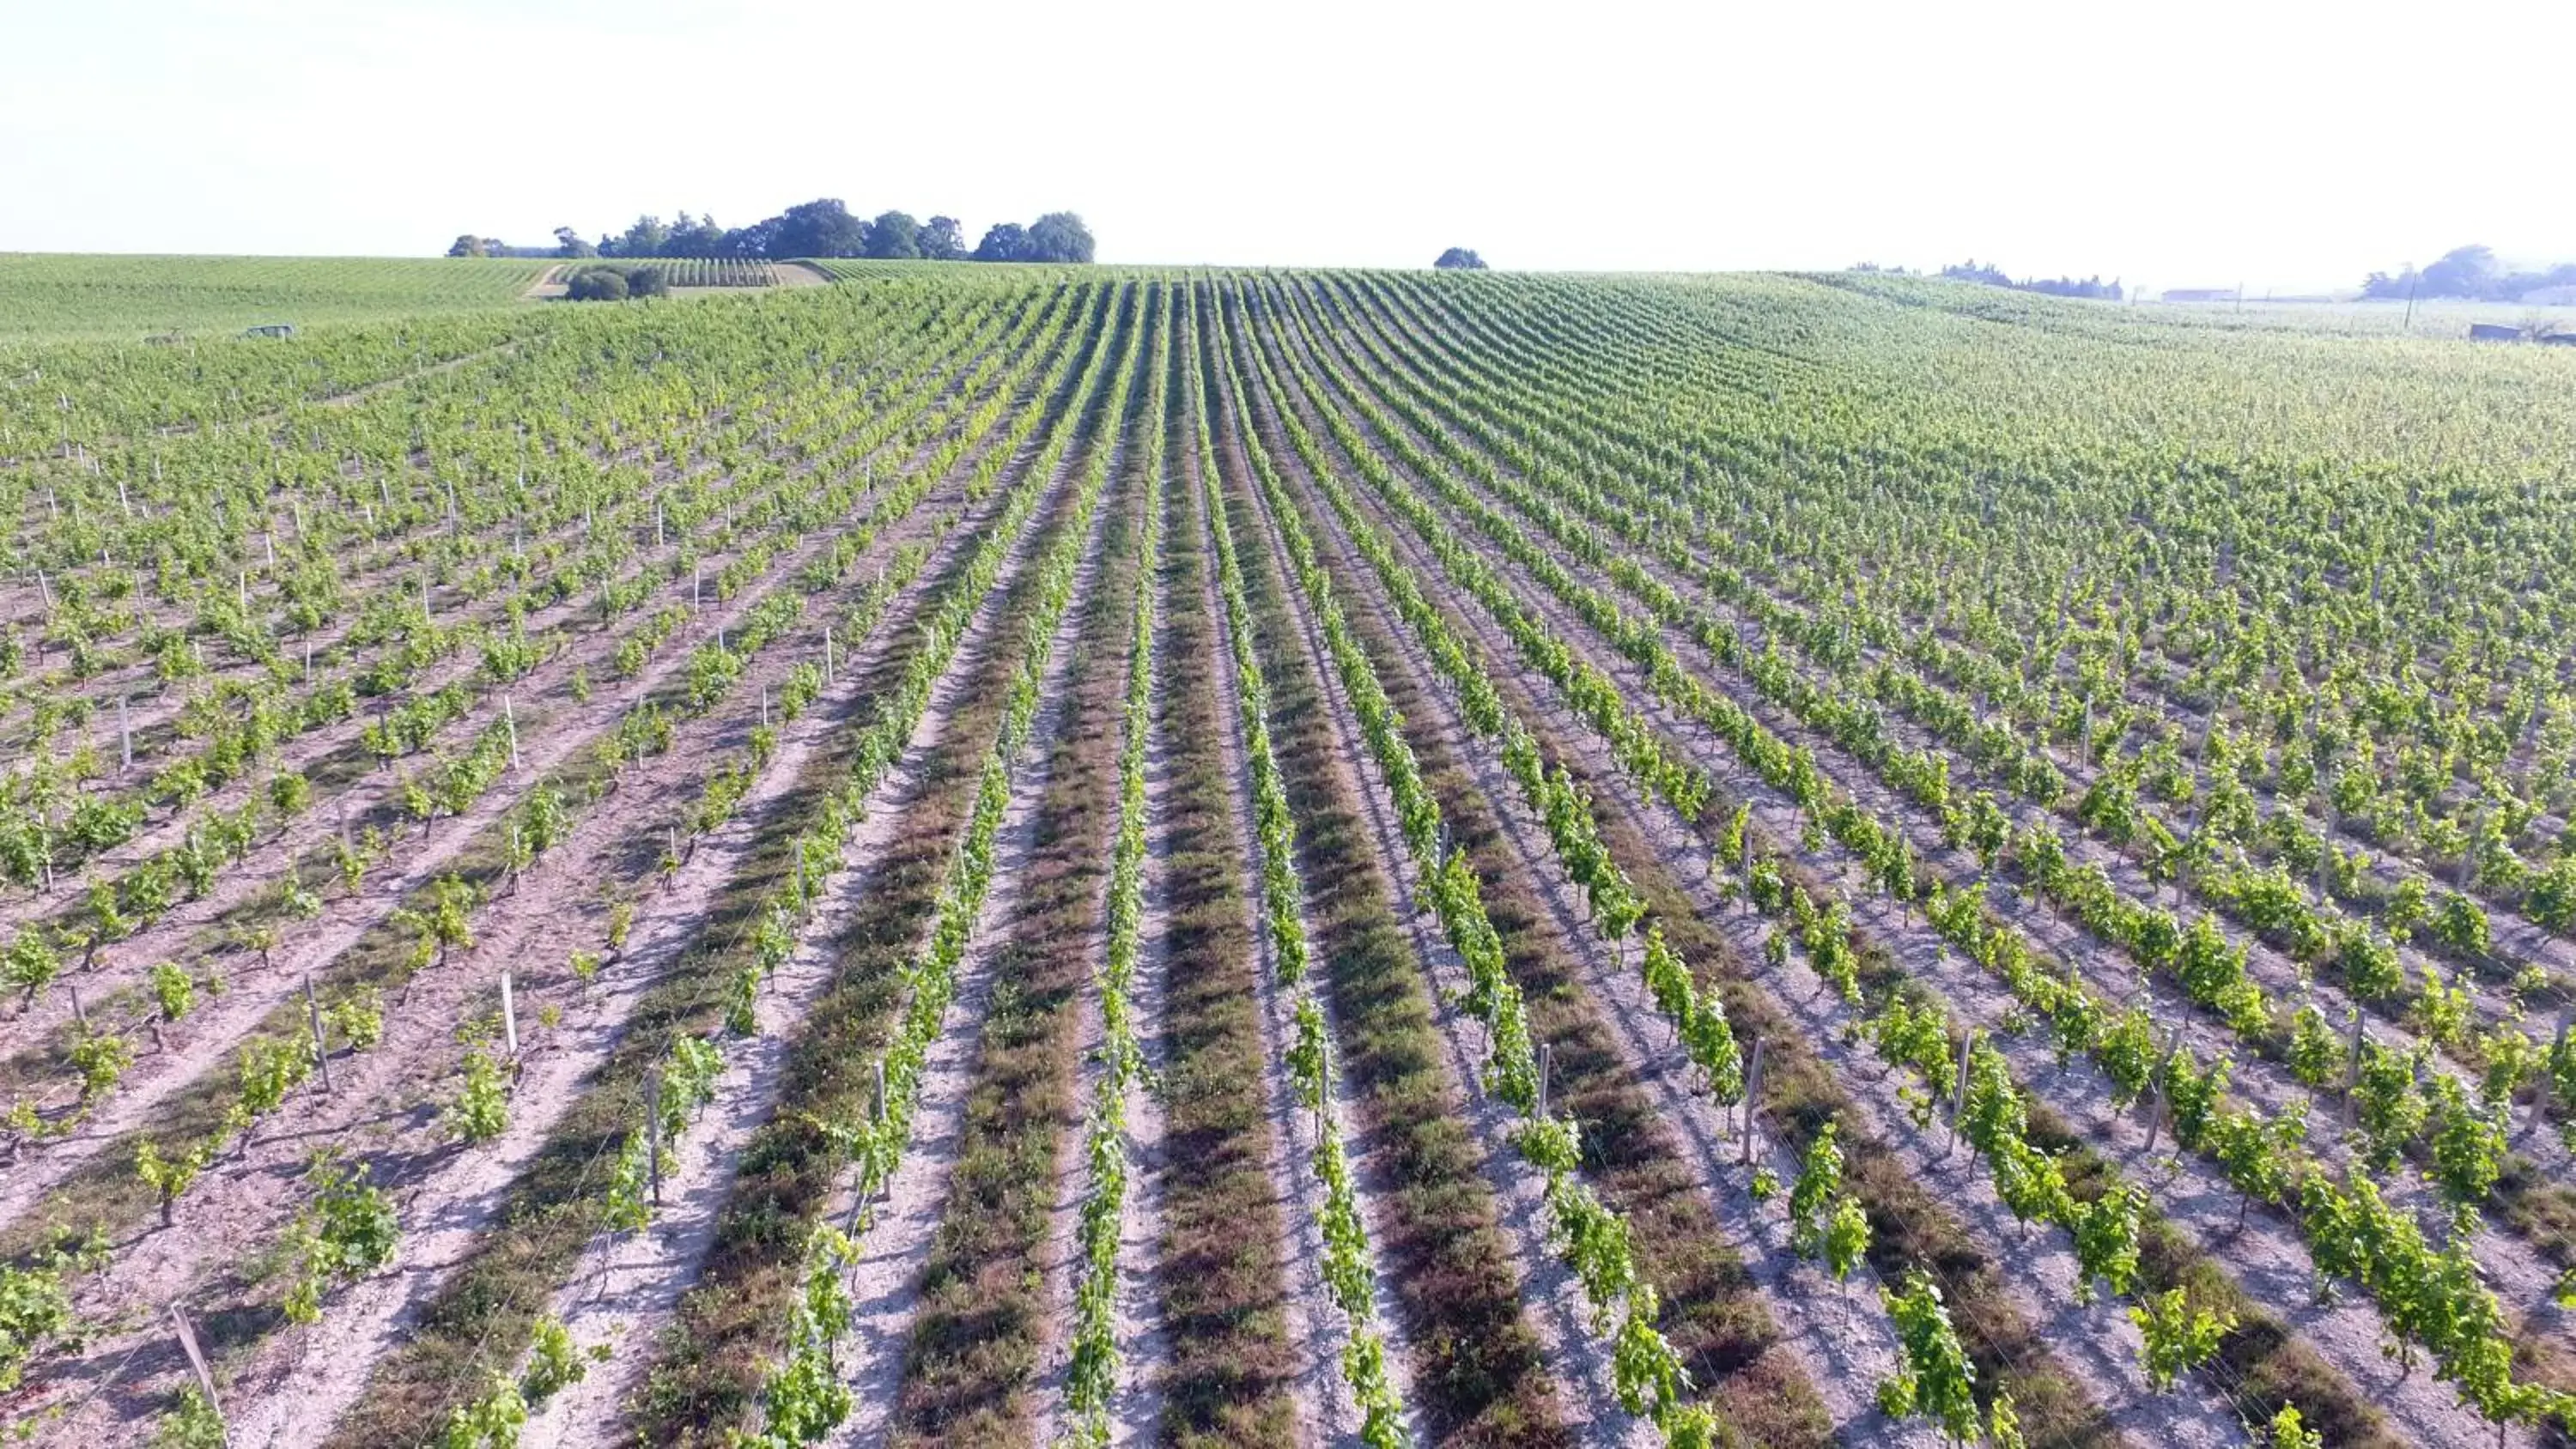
2420,243,2500,300
611,215,671,258
1435,247,1488,270
566,268,630,302
770,198,866,258
446,235,489,258
862,211,921,259
973,222,1030,262
553,227,598,258
1026,212,1096,263
667,211,725,256
723,215,784,258
918,215,966,261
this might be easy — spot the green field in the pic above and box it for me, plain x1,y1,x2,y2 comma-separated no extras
0,253,550,342
3,260,2574,1449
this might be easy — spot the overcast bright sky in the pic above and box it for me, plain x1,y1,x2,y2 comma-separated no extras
4,0,2567,290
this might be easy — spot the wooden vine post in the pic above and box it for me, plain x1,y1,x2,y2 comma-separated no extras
1741,1036,1765,1165
645,1068,664,1206
169,1304,226,1439
501,971,519,1058
306,973,332,1094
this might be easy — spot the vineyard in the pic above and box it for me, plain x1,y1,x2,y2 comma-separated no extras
554,260,797,290
1,263,2573,1449
0,256,554,342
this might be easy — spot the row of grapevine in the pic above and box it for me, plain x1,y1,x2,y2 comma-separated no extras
1185,283,1410,1446
732,282,1145,1444
0,285,1104,1433
1210,284,1749,1444
1058,270,1170,1443
1275,275,2574,1440
1240,274,2334,1433
409,282,1126,1441
0,285,1051,1175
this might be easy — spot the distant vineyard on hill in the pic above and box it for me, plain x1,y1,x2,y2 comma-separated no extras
0,255,550,341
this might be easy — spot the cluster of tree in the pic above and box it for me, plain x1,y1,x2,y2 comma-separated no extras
449,200,1093,264
2363,245,2576,302
443,237,556,260
1940,260,2123,300
563,265,670,302
1434,248,1489,270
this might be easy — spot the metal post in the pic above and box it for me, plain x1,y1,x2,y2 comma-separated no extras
501,972,519,1058
503,692,519,769
824,627,835,684
118,696,132,773
1537,1041,1552,1119
68,984,86,1032
761,687,770,729
306,974,332,1094
2343,1009,2366,1128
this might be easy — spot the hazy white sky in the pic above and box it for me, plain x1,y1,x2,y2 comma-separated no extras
4,0,2567,289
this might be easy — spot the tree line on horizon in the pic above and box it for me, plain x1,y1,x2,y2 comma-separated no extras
1849,260,2123,300
1937,260,2124,300
2363,245,2576,303
447,199,1094,264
